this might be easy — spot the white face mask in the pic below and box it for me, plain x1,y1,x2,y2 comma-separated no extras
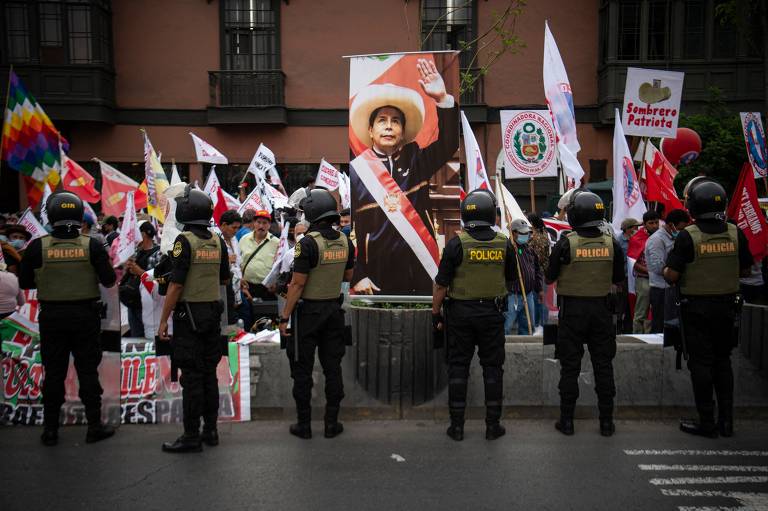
295,233,305,243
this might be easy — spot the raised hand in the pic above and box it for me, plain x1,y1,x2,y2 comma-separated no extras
417,58,447,104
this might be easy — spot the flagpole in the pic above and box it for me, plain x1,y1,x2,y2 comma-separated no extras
529,177,536,213
513,245,534,335
762,176,768,197
0,64,14,181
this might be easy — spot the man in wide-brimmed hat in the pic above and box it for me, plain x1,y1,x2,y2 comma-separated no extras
349,57,459,295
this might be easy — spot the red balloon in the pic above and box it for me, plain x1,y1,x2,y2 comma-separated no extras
661,127,702,166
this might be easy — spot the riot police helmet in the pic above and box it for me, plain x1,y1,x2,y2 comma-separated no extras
685,178,727,221
566,190,605,228
175,185,214,226
303,188,339,224
461,189,496,228
46,190,84,228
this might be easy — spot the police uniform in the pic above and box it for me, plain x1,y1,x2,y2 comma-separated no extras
546,192,624,436
666,200,752,437
433,190,516,441
285,223,355,438
19,191,117,446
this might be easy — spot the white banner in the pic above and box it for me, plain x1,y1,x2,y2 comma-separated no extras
190,132,228,164
238,185,268,215
461,111,492,191
338,171,351,209
18,209,47,249
39,183,53,225
315,159,341,190
114,192,141,267
543,21,580,154
612,108,647,236
621,67,684,138
500,110,557,179
740,112,768,179
247,143,276,180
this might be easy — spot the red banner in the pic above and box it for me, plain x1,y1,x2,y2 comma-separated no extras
727,162,768,262
644,152,683,215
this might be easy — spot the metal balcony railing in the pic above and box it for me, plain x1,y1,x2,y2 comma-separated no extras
208,70,285,107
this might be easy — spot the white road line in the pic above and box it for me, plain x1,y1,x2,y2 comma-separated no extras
650,476,768,485
661,490,768,498
640,465,768,473
678,507,754,511
625,450,768,457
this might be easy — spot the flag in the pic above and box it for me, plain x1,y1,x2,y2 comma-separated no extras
543,21,580,155
264,182,289,210
61,153,100,203
96,158,142,217
170,161,182,185
135,179,148,210
246,143,276,180
143,131,170,223
190,132,228,164
213,186,229,226
634,138,678,179
557,140,585,188
611,108,647,236
18,208,47,249
39,183,53,225
113,192,141,267
644,145,683,214
315,159,341,190
494,178,527,235
338,171,351,209
727,162,768,262
461,111,492,191
2,70,68,182
238,185,268,214
203,167,240,211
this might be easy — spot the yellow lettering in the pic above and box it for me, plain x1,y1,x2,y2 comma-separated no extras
61,203,76,209
468,248,503,262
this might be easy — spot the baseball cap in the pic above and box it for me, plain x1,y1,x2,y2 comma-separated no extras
254,210,271,221
510,218,531,234
620,218,641,231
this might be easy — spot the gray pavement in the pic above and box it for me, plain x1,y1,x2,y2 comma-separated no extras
1,420,767,511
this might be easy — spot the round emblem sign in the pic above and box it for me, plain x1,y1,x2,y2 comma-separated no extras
502,111,556,177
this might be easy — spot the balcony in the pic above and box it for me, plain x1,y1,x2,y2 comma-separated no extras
207,70,287,124
459,67,484,106
0,64,115,123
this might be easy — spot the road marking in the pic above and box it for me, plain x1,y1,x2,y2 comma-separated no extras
650,476,768,486
625,450,768,457
639,465,768,473
661,490,768,498
677,507,754,511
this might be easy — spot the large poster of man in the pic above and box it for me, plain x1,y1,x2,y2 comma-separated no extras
348,51,460,295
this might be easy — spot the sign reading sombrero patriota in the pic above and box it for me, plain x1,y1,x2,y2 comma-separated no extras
500,110,557,179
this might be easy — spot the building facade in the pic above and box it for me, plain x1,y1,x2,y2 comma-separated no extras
1,0,764,215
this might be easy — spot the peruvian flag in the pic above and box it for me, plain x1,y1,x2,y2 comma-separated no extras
203,168,241,211
97,158,142,217
461,111,492,192
190,132,228,164
727,162,768,262
213,186,229,226
61,153,100,203
643,146,683,214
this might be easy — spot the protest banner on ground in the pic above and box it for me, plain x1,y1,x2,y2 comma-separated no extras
621,67,684,138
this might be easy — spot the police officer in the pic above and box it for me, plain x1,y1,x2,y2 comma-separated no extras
432,190,516,441
278,189,355,439
158,186,229,453
19,191,116,446
546,191,624,437
663,178,752,438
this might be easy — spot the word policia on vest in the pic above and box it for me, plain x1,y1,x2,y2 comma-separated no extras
46,248,86,259
699,241,736,255
575,247,611,258
193,249,220,261
321,249,347,263
468,248,504,262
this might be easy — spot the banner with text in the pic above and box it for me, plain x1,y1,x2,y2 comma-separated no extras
621,67,684,138
500,110,557,179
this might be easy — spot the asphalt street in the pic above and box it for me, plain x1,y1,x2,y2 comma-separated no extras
1,420,767,511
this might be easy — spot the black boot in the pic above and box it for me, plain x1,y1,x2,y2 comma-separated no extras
446,421,464,441
599,418,615,437
485,422,506,440
290,406,312,439
679,419,718,438
40,428,58,447
85,407,115,444
718,402,734,438
201,428,219,446
324,406,344,439
555,417,575,436
162,434,203,453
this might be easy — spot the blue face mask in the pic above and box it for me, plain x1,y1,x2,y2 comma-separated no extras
341,225,352,237
517,233,530,244
671,231,679,239
10,239,25,250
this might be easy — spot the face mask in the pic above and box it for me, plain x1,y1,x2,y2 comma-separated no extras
295,233,305,243
341,225,352,237
0,235,7,242
517,234,530,244
671,230,679,239
10,239,25,250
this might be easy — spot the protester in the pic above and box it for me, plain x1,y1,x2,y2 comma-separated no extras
645,209,690,333
432,191,515,441
1,239,22,275
278,189,355,439
505,219,541,335
219,210,243,325
339,208,351,229
3,224,32,256
19,191,117,446
238,209,279,330
121,222,160,337
236,209,256,241
102,216,119,246
80,213,107,246
0,257,24,319
632,211,659,334
527,212,550,328
619,218,641,259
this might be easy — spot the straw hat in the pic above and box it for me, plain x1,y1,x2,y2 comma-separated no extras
350,83,425,148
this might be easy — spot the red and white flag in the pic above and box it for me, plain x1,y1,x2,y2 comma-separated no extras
96,158,142,217
544,21,580,155
18,208,47,249
113,192,141,267
643,144,683,214
190,132,228,164
611,108,647,236
315,159,341,190
61,153,100,203
338,171,351,209
461,111,491,192
728,162,768,262
238,185,269,215
203,167,241,211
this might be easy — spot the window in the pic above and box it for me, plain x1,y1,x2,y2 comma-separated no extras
421,0,475,68
683,0,706,59
647,0,669,60
712,0,737,59
222,0,279,71
1,0,112,65
618,1,641,60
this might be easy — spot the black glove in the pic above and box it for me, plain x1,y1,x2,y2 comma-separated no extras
432,313,444,330
432,313,445,350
